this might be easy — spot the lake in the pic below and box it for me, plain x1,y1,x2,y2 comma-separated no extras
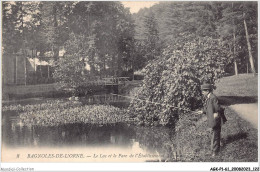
1,97,176,162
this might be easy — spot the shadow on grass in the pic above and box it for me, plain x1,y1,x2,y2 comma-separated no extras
222,132,248,148
218,96,257,106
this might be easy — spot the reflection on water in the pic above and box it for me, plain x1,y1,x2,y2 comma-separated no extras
3,111,135,148
136,126,176,161
2,102,176,162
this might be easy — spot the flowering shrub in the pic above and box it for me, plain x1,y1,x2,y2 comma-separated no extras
129,38,227,126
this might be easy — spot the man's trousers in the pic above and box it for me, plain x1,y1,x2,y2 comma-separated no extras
211,125,221,154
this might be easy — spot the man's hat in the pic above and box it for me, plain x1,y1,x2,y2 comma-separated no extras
201,83,212,91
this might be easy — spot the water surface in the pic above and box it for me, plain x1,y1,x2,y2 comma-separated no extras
2,98,176,162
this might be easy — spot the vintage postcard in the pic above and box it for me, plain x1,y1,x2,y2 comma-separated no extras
1,1,259,171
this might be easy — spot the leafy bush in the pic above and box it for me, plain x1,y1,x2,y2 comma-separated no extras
3,100,128,126
52,33,94,89
2,100,82,112
129,37,227,126
20,104,128,126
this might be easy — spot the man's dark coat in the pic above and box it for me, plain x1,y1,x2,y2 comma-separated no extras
203,93,222,128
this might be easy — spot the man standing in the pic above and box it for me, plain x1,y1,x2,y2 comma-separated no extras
200,83,222,157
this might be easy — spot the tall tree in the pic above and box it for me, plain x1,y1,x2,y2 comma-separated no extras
2,2,23,54
143,11,161,61
2,1,41,84
67,1,135,77
218,2,257,74
242,3,257,75
133,1,257,75
37,2,71,58
53,1,135,87
129,1,259,126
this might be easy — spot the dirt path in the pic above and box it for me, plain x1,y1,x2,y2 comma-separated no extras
214,74,258,130
229,103,258,129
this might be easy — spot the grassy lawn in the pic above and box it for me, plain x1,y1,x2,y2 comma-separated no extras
174,74,258,162
215,74,257,97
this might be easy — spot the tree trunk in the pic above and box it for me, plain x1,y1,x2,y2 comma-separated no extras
232,3,238,76
132,49,134,81
34,56,36,71
247,61,249,74
24,57,27,85
20,2,27,85
234,61,238,76
40,65,42,77
15,56,18,85
233,32,238,75
103,56,106,77
243,14,256,75
53,3,59,59
47,65,50,78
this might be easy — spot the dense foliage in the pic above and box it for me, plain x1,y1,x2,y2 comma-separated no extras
133,1,257,74
129,37,227,126
2,99,81,112
3,1,257,82
2,1,258,126
127,1,257,126
20,105,127,126
66,2,135,77
52,33,93,88
3,100,128,126
2,1,135,87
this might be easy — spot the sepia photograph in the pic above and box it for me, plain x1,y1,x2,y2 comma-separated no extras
1,0,259,171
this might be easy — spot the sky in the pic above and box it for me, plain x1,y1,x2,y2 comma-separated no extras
121,1,159,14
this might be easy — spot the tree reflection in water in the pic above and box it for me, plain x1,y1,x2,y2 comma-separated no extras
3,114,136,148
3,110,178,162
135,126,176,162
